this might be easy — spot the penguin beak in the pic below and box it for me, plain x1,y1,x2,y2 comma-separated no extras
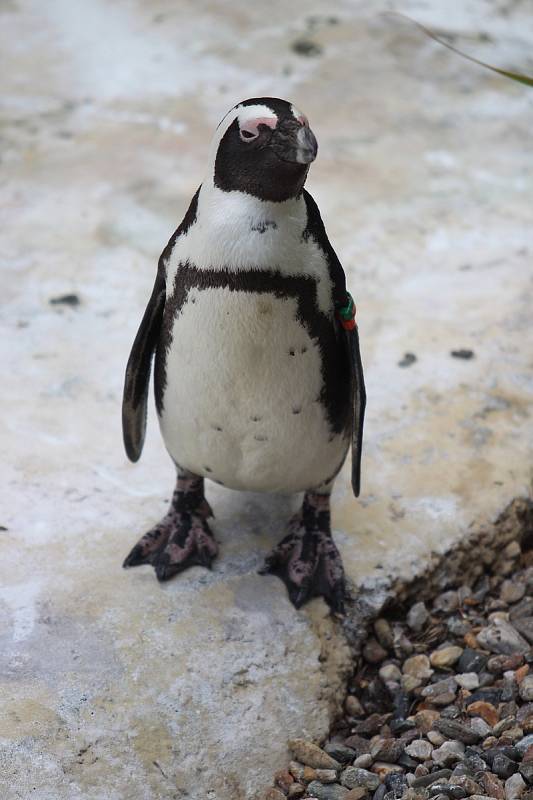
271,123,318,165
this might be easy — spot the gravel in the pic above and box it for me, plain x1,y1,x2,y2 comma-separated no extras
265,537,533,800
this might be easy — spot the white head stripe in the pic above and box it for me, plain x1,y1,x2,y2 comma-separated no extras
207,103,278,182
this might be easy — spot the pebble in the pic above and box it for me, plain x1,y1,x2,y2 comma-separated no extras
353,754,373,769
340,767,380,791
457,648,488,674
519,762,533,784
407,602,429,632
432,741,465,766
501,582,526,605
325,743,357,764
375,618,394,650
345,695,365,717
371,762,405,780
264,790,286,800
492,753,519,779
505,773,526,799
516,736,533,755
306,781,349,800
466,700,500,726
421,677,458,699
514,620,533,646
470,716,493,738
412,769,453,788
415,710,441,733
403,655,433,681
428,731,446,747
450,775,483,795
363,638,388,664
288,785,305,798
488,654,526,674
430,647,464,669
405,740,433,761
288,739,340,770
481,772,505,799
477,621,529,656
316,770,340,783
351,714,391,736
402,675,424,693
520,677,533,702
434,718,482,745
370,739,404,764
434,591,460,614
428,784,466,799
345,790,368,800
379,664,402,684
455,672,480,690
275,770,294,792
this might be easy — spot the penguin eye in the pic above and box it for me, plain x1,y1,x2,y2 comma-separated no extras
240,128,258,142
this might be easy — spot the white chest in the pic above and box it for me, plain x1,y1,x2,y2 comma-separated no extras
158,287,348,493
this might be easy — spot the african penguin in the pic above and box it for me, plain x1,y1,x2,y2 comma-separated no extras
122,97,365,613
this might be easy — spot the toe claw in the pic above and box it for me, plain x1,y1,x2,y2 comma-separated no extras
123,545,152,569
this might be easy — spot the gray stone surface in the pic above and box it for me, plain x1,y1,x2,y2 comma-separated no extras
1,1,532,799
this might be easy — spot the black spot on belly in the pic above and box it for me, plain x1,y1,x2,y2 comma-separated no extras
301,346,307,354
251,220,278,233
289,348,295,356
212,424,223,431
292,406,302,414
250,415,262,422
254,435,268,442
204,466,212,472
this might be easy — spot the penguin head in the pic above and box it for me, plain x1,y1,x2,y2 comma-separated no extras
209,97,318,202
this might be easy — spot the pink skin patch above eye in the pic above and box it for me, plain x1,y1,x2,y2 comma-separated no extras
297,114,308,127
239,116,278,136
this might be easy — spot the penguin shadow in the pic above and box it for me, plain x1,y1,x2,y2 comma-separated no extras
207,486,297,581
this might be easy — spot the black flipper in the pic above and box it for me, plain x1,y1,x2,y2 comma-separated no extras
345,323,366,497
302,189,366,498
122,267,165,462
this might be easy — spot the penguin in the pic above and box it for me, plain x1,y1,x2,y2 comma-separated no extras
122,97,365,614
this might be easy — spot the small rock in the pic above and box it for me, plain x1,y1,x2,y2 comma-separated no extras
519,763,533,785
351,715,392,737
353,755,373,770
405,740,433,761
325,743,357,764
304,766,318,782
379,664,402,684
421,677,458,699
494,716,520,736
510,600,533,622
455,672,480,690
467,701,500,726
49,293,80,307
363,638,388,664
275,770,294,792
430,646,464,669
370,739,404,764
288,784,305,798
488,654,525,674
505,773,526,799
344,735,372,756
477,621,529,655
345,695,365,717
457,648,488,674
373,785,387,800
291,38,323,57
428,731,446,746
501,581,526,605
402,675,424,693
306,781,349,800
403,655,433,681
449,775,483,795
407,602,429,632
374,618,394,650
412,769,453,788
340,767,380,791
493,754,519,779
463,747,489,772
315,770,339,784
520,677,533,702
415,710,441,733
434,591,460,613
371,762,404,780
432,741,466,766
288,739,341,770
470,717,493,738
513,620,533,646
434,719,482,745
345,790,368,800
428,785,466,799
516,736,533,756
481,772,505,799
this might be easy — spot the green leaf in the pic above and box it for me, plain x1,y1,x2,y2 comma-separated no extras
389,13,533,88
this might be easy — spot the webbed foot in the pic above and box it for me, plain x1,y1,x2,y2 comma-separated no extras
123,473,218,578
259,491,346,614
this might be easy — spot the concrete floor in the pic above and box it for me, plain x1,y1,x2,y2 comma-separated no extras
1,1,532,798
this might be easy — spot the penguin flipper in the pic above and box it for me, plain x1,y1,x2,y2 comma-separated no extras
122,268,165,462
345,324,366,498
